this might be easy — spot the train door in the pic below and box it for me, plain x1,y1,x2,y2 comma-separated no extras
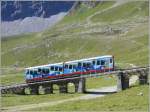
58,66,63,75
96,59,101,70
100,59,105,71
64,64,70,74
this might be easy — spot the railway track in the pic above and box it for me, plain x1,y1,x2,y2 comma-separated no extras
1,66,149,94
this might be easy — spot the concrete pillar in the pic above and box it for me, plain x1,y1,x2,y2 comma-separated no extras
117,72,129,91
30,85,39,95
43,84,53,94
74,78,86,93
59,83,68,93
117,72,122,92
139,70,148,85
147,68,150,84
74,83,79,93
78,78,86,93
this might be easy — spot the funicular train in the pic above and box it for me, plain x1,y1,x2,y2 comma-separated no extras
25,55,114,83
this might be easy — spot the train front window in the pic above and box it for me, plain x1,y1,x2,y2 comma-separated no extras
26,69,29,74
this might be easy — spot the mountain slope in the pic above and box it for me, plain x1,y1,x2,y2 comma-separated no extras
1,1,149,72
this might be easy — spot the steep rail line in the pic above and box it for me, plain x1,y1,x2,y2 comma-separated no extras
1,66,149,94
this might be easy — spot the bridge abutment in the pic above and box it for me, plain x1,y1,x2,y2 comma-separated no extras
73,78,86,93
139,70,148,85
117,72,129,91
77,78,86,93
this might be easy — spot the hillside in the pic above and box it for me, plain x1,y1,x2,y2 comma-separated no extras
1,1,149,74
1,1,149,111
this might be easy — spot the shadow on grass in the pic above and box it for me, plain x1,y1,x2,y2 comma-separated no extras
84,91,117,95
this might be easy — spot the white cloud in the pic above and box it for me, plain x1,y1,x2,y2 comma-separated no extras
1,12,67,37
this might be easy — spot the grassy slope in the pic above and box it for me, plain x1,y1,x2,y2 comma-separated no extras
92,1,149,23
1,1,148,85
1,1,149,111
33,85,148,112
2,76,116,107
1,1,148,68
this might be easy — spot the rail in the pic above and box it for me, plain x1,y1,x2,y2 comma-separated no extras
1,66,149,94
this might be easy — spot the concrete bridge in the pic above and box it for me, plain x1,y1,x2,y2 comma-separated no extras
1,66,149,95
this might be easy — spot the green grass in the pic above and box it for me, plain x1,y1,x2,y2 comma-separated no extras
1,73,25,85
1,1,148,68
1,93,82,107
1,1,149,111
1,76,116,107
60,1,115,24
92,1,149,23
32,85,149,111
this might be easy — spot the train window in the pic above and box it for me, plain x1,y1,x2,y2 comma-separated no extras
55,66,58,71
69,65,73,69
34,70,38,75
51,66,54,71
38,68,41,72
97,60,100,65
110,58,112,63
78,62,82,67
87,63,91,67
65,65,68,69
83,63,86,67
45,69,49,74
101,60,105,65
92,61,95,65
42,69,46,74
59,67,63,72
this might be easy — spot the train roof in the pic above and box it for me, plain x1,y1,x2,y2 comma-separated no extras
65,55,112,64
26,55,113,70
26,62,63,69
